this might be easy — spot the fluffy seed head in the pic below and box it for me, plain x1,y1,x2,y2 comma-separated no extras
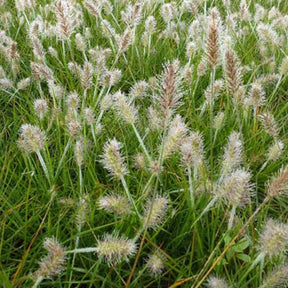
259,218,288,258
33,237,66,280
207,276,230,288
145,16,156,34
181,132,204,169
75,33,86,52
206,7,221,69
76,195,89,226
129,81,149,100
48,80,64,100
147,106,162,132
197,58,207,76
31,62,53,82
260,264,288,288
134,153,146,170
113,91,138,125
221,132,242,177
101,69,122,87
55,0,79,40
18,124,45,153
48,46,58,58
118,28,132,54
267,141,284,161
259,112,279,140
158,60,183,119
98,194,131,216
186,41,196,59
100,138,127,179
257,23,278,45
279,57,288,75
0,78,13,89
34,99,48,120
100,94,113,111
146,252,165,277
216,169,252,206
160,3,176,23
96,233,137,265
17,77,30,90
225,48,243,102
142,196,169,229
66,119,82,138
162,115,187,160
67,92,79,111
84,107,95,125
267,166,288,198
74,140,84,167
246,83,266,108
80,62,93,90
204,79,224,106
214,112,225,130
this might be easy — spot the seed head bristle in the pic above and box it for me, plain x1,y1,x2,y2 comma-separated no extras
267,166,288,198
96,232,136,265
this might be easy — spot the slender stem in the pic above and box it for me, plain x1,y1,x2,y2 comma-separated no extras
55,138,71,177
187,166,194,207
96,110,104,127
66,247,97,254
209,68,216,172
190,196,218,230
228,205,236,230
68,222,82,288
79,166,83,195
131,123,152,165
91,124,97,145
32,276,44,288
148,34,151,56
120,176,140,217
138,172,156,201
36,151,50,182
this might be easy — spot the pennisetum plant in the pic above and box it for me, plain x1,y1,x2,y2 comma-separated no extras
5,0,288,287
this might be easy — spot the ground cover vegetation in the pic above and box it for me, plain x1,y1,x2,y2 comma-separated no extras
1,0,288,287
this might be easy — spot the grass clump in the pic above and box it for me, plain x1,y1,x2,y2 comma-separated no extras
1,0,288,287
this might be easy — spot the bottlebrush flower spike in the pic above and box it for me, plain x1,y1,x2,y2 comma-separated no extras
146,252,165,277
225,47,243,102
259,112,279,140
74,140,84,167
258,218,288,258
267,166,288,198
206,7,221,69
100,138,127,179
142,196,169,230
246,83,266,108
267,140,284,162
216,169,252,207
129,80,149,100
181,132,204,169
32,237,66,281
33,99,48,120
18,124,45,153
96,232,136,265
55,0,79,40
207,276,230,288
260,264,288,288
221,132,242,177
162,115,187,160
157,60,183,119
98,193,131,216
113,91,138,125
